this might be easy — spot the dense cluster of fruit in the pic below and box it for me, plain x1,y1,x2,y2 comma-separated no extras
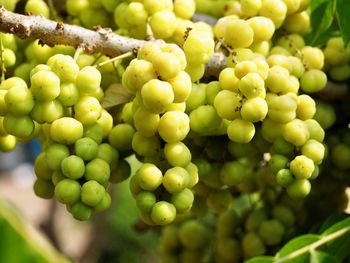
0,0,349,260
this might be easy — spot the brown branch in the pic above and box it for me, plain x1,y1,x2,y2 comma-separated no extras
0,6,146,56
0,7,226,75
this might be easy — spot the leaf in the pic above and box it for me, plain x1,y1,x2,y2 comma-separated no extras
318,213,349,234
336,0,350,46
101,83,133,109
244,256,274,263
308,0,335,45
310,250,340,263
276,234,321,263
321,217,350,261
322,216,350,236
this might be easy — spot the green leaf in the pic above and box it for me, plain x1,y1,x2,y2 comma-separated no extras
245,256,274,263
336,0,350,46
322,216,350,236
310,250,340,263
308,0,335,45
101,83,133,109
318,213,349,234
276,234,320,263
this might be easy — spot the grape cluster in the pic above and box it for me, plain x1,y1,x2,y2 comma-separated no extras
121,42,199,225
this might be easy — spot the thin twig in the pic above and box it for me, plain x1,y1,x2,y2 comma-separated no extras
93,51,134,68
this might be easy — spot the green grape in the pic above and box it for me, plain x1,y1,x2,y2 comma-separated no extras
31,100,64,124
80,7,110,28
124,2,148,26
185,63,205,82
185,162,199,188
220,161,247,186
183,30,214,65
83,123,103,145
75,66,101,95
143,0,173,15
96,109,113,138
168,71,192,103
94,191,111,212
0,135,16,152
58,83,79,107
227,119,255,143
54,179,81,205
300,69,327,93
265,65,290,93
108,123,135,152
34,152,53,180
70,201,92,221
61,155,85,180
47,54,79,83
245,208,267,231
132,132,160,157
242,232,266,258
301,139,325,164
269,154,289,175
258,219,285,245
151,201,176,225
74,137,99,161
164,142,191,167
248,16,275,42
213,90,242,120
329,64,350,81
259,0,287,28
133,106,159,136
74,96,102,125
0,90,8,116
81,180,105,207
149,10,176,39
275,169,294,187
283,118,310,146
286,178,311,198
50,117,84,145
313,101,336,130
25,0,50,18
206,189,233,213
122,59,157,94
284,11,310,34
235,61,258,79
189,105,223,135
241,97,268,122
141,79,174,114
33,178,55,199
238,72,265,98
186,83,207,112
84,158,111,185
178,220,210,250
173,0,195,19
171,188,194,213
136,191,157,213
45,143,70,170
2,48,16,67
163,167,190,194
135,163,163,191
5,85,34,116
272,137,294,156
331,144,350,170
3,114,34,138
51,170,66,185
30,70,61,101
66,0,89,16
305,119,325,142
241,0,262,16
224,19,254,48
272,205,295,227
218,67,240,92
206,81,221,105
158,111,190,143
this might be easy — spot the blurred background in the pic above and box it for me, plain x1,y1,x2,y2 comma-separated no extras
0,140,160,263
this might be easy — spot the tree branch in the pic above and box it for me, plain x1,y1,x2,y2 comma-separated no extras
0,7,226,76
0,6,146,57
